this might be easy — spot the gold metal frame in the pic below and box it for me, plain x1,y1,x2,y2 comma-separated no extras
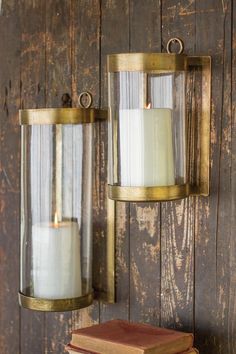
18,104,116,310
17,49,211,314
108,184,190,202
107,51,211,202
19,108,107,125
107,53,187,73
18,292,94,312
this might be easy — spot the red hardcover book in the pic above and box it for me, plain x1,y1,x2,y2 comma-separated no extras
179,349,199,354
66,345,199,354
70,319,193,354
65,343,99,354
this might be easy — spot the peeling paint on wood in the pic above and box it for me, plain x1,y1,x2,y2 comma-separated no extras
1,1,236,354
161,0,195,334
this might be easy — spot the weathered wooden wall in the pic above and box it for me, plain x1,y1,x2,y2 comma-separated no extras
0,0,235,353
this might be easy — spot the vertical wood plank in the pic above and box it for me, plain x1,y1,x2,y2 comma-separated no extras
19,1,46,353
44,1,72,352
213,2,232,351
129,0,161,53
229,1,236,353
194,1,232,353
214,2,232,352
100,0,130,322
0,3,236,354
129,203,160,324
161,0,195,332
71,0,100,329
129,0,162,325
0,1,21,353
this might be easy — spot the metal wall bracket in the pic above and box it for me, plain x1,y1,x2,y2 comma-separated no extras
94,56,211,305
187,56,211,196
93,198,116,304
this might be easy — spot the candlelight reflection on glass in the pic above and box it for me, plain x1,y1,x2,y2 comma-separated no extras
108,67,186,200
20,120,93,308
107,44,211,201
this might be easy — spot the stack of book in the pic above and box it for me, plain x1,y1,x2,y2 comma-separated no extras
66,319,198,354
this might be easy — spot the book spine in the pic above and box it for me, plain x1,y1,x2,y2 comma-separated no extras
66,344,99,354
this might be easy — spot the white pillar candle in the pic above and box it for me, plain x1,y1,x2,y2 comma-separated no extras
119,108,175,187
32,220,82,299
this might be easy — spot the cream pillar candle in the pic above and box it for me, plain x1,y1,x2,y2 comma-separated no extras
32,219,82,299
119,108,175,187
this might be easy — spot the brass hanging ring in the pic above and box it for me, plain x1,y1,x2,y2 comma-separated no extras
78,91,93,108
166,37,184,54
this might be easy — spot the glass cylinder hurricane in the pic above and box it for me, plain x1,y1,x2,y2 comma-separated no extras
107,53,190,202
19,107,106,312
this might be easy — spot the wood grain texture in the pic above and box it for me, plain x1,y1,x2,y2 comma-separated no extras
19,0,46,353
205,1,232,354
212,2,232,352
129,0,161,325
194,1,232,353
130,203,161,325
230,2,236,354
0,1,21,353
1,1,236,354
71,0,100,330
161,0,195,332
100,0,130,323
44,1,72,352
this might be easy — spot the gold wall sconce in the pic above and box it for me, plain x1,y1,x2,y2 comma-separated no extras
18,37,211,312
18,93,111,312
107,38,211,202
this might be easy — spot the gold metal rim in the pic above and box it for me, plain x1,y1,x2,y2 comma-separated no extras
107,53,187,73
19,108,107,125
108,184,190,202
18,291,94,312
